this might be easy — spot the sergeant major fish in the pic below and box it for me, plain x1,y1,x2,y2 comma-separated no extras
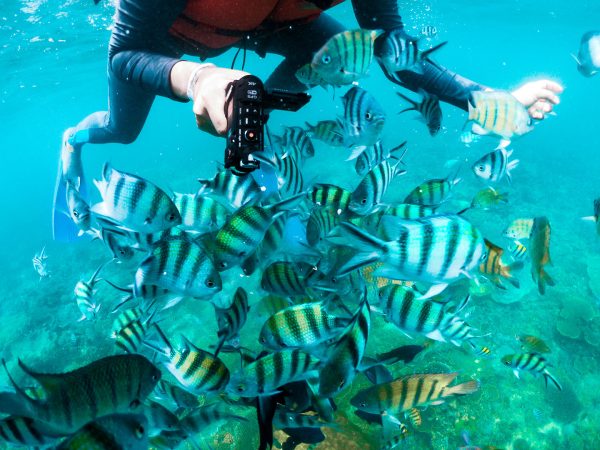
92,163,181,234
0,355,160,435
305,120,345,147
328,215,486,298
134,236,221,299
311,29,378,86
572,31,600,77
375,29,447,74
213,287,250,356
403,172,461,207
32,245,50,280
172,192,229,234
466,90,532,143
319,297,370,397
480,239,523,289
74,259,112,321
354,141,407,177
65,181,92,236
397,90,442,136
340,86,386,148
197,168,263,209
349,157,407,215
472,147,519,183
259,301,349,350
501,352,562,390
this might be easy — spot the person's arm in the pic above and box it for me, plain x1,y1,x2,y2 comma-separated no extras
108,0,248,134
351,0,487,110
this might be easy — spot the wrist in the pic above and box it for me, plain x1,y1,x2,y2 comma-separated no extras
186,63,216,101
170,61,215,100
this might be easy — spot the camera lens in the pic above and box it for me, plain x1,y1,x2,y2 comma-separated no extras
244,129,258,142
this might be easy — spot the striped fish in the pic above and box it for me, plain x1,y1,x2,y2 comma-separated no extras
341,86,386,147
349,158,407,215
214,287,250,356
350,372,478,416
308,183,353,212
259,301,349,350
272,409,331,429
467,187,509,212
508,242,528,260
375,29,447,73
197,168,263,209
311,29,378,85
279,126,316,163
329,215,486,293
380,425,409,449
398,91,442,136
295,62,328,87
255,295,294,320
91,163,181,234
573,31,600,77
114,314,155,354
501,353,562,390
32,246,50,279
74,259,111,322
468,342,492,358
306,206,341,246
56,413,148,450
404,173,461,207
150,325,230,394
503,218,534,240
581,198,600,235
354,141,407,177
111,307,144,336
66,181,92,235
172,192,229,233
178,404,248,434
0,355,160,435
406,408,422,427
516,334,551,354
227,349,319,397
439,317,480,346
480,239,524,289
377,284,464,341
260,261,319,297
243,213,293,274
305,120,345,147
319,297,370,397
143,400,179,436
385,203,436,219
153,380,200,410
472,147,519,183
213,193,304,270
100,228,136,261
0,416,56,447
253,150,305,197
134,236,221,299
529,216,555,295
467,90,532,141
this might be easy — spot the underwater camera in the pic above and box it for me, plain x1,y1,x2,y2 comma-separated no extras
225,75,310,175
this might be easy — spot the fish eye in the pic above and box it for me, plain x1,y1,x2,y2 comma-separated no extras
166,212,177,221
206,279,215,288
236,384,246,393
361,198,367,205
360,401,367,408
239,251,247,257
365,112,373,121
331,277,338,283
338,379,345,389
129,399,140,409
72,210,79,218
259,336,266,344
219,262,228,269
477,165,485,172
135,425,145,438
321,54,332,64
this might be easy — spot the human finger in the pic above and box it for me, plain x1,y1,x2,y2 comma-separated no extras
534,79,564,94
532,87,560,105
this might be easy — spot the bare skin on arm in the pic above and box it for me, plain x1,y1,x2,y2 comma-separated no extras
170,61,249,135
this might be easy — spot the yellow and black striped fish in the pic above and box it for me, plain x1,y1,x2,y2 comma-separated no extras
0,355,160,435
350,372,478,416
480,239,524,289
516,334,551,354
305,120,345,147
311,29,378,85
466,90,532,140
214,287,250,356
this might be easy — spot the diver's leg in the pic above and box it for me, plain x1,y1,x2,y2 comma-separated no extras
258,14,346,91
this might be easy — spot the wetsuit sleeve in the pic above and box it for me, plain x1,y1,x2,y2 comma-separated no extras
108,0,188,101
351,0,487,110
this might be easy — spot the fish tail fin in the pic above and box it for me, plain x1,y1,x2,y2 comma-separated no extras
327,222,387,254
503,261,525,288
270,192,307,214
149,324,173,356
581,215,597,222
544,370,562,390
421,41,448,60
389,141,408,159
537,269,556,295
506,159,520,180
443,380,479,397
396,92,418,113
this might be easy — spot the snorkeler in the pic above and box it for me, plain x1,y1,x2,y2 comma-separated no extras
53,0,563,241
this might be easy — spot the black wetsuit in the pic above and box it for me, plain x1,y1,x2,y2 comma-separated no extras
70,0,485,147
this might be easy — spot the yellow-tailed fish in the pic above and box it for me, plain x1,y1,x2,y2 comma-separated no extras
529,216,555,294
479,239,524,289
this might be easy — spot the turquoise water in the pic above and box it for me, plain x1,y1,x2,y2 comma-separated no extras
1,0,600,448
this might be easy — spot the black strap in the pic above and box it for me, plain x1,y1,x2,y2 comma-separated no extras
308,0,336,9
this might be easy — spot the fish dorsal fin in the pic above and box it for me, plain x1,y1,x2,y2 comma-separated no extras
18,359,65,397
483,238,504,257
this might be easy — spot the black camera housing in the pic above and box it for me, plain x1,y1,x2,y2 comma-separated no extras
225,75,310,175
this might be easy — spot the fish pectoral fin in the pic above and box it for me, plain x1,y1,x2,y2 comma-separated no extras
570,53,581,66
417,283,449,299
513,369,521,379
581,215,597,222
425,329,446,342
